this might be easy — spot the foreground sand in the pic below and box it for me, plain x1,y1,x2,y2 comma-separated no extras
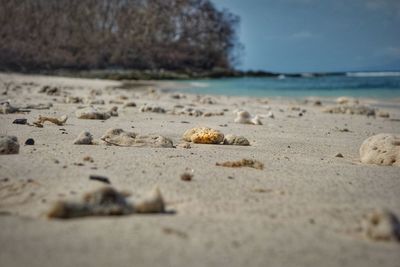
0,72,399,267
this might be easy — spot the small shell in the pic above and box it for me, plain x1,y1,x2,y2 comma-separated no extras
234,110,262,125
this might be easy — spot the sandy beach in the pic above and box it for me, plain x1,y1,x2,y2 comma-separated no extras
0,72,399,267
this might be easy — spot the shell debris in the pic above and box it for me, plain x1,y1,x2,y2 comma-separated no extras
216,159,264,170
33,115,68,127
47,186,167,219
101,128,173,148
361,209,400,242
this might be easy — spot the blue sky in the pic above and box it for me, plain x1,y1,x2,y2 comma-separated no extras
214,0,400,72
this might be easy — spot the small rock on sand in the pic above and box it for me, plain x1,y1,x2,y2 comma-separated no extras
336,97,359,105
39,85,60,96
65,96,83,104
183,127,224,144
47,187,133,218
123,102,137,108
25,138,35,145
33,115,68,127
180,173,193,181
0,102,19,114
87,99,105,105
223,134,250,146
361,209,400,242
314,100,322,106
73,131,94,145
75,107,111,120
359,133,400,166
323,105,375,116
47,186,167,218
133,187,165,213
177,142,191,149
13,118,27,125
173,107,203,117
377,110,390,118
139,104,166,113
89,175,110,184
0,135,20,154
108,106,119,116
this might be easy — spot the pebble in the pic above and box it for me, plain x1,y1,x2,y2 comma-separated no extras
12,118,27,125
83,156,94,162
89,175,110,184
25,138,35,145
180,173,193,181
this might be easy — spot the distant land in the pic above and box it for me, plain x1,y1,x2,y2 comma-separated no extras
7,68,396,81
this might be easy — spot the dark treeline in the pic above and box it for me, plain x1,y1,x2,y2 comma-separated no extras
0,0,241,72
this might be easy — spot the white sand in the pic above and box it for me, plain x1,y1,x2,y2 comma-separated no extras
0,72,399,267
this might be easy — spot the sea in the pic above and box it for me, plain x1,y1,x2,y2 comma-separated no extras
180,72,400,99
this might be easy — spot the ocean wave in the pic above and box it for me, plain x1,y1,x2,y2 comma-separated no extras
346,72,400,77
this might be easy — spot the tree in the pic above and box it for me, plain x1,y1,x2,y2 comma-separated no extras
0,0,241,71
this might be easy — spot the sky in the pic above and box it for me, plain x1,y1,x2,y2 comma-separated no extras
213,0,400,72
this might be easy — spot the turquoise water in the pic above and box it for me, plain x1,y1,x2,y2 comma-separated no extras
181,72,400,98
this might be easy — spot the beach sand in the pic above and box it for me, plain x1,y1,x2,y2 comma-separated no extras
0,72,399,267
